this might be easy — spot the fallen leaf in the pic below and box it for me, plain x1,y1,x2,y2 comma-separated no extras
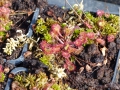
100,46,107,56
103,58,108,65
96,63,102,67
6,33,9,37
79,67,84,73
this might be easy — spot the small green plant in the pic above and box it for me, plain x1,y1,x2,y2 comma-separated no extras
24,73,36,89
14,72,48,90
39,54,54,69
35,18,58,42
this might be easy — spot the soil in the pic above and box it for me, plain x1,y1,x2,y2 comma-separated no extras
0,0,120,90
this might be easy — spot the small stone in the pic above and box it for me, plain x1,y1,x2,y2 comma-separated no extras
57,17,62,22
96,63,102,67
86,64,92,72
24,51,32,58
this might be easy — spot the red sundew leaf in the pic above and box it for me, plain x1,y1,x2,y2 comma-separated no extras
73,32,87,47
74,46,84,55
62,51,71,59
64,63,68,69
79,32,88,44
81,37,88,44
50,31,64,44
0,26,5,31
4,3,11,7
51,23,62,37
0,6,10,18
74,39,83,47
53,43,64,48
65,59,72,65
44,48,53,54
64,59,76,71
32,87,38,90
50,30,58,38
107,34,115,42
97,10,105,17
40,40,51,50
52,44,63,54
40,40,53,54
87,32,95,39
84,21,92,29
3,1,11,7
67,46,77,53
96,38,105,46
79,32,87,38
0,65,3,72
74,34,87,47
67,64,76,72
43,79,55,90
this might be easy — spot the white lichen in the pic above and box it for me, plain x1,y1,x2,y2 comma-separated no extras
3,30,28,55
73,0,84,11
3,38,19,55
52,67,67,79
16,30,27,42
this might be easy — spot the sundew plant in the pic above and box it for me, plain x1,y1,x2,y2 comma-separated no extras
35,8,119,72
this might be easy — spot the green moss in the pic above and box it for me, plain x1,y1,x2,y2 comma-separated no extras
39,54,53,69
0,72,5,82
52,83,61,90
14,72,48,89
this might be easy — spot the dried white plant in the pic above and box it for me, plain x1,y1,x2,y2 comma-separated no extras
3,30,36,55
52,67,67,79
